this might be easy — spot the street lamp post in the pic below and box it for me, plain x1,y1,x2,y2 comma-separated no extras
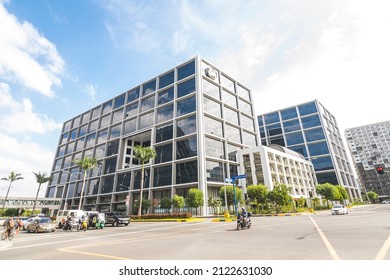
61,170,82,210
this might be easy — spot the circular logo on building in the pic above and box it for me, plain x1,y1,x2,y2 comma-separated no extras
205,67,217,80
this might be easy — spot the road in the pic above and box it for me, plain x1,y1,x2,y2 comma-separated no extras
1,204,389,260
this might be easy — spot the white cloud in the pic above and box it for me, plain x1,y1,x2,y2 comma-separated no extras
0,134,54,197
84,83,98,103
0,83,62,134
0,2,65,97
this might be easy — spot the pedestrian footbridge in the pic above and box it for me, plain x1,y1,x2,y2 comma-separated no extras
0,196,61,210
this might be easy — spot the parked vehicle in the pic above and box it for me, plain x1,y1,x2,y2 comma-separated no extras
104,212,130,227
236,212,252,230
26,217,56,233
331,204,348,215
381,200,390,204
22,217,41,231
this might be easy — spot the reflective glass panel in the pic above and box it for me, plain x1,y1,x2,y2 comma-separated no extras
140,95,155,112
178,60,195,81
125,103,138,118
285,131,304,145
266,123,282,136
301,115,321,129
112,109,124,124
177,96,196,117
79,124,87,137
264,112,280,124
224,107,239,125
308,141,329,156
176,160,198,184
205,137,224,159
158,87,174,105
159,71,174,89
176,115,196,137
100,114,110,128
298,101,317,116
154,165,172,187
116,173,131,192
204,96,222,117
237,84,250,101
289,145,308,158
281,107,298,120
242,131,257,147
239,100,252,115
110,124,121,139
222,89,237,108
155,143,173,163
107,140,119,156
114,94,125,109
101,175,114,193
102,101,113,114
86,133,96,147
155,124,173,143
127,87,140,103
283,119,301,133
202,79,220,100
94,145,106,159
204,116,223,137
206,160,224,182
241,115,254,131
177,78,195,98
225,124,241,144
176,137,197,159
123,118,137,135
305,127,326,142
157,104,173,124
139,112,154,129
143,79,156,96
104,157,117,174
316,172,338,185
221,74,235,93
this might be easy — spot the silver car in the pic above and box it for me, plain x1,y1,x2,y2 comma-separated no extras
26,217,56,233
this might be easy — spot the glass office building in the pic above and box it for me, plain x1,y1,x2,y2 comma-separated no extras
257,100,360,201
345,121,390,198
45,56,259,216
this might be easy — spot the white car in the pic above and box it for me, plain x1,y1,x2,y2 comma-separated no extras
331,205,348,215
381,200,390,204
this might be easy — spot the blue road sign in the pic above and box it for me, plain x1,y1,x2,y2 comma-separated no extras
225,178,233,183
232,174,247,180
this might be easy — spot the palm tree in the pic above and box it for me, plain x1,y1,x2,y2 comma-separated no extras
1,171,23,212
32,172,52,216
134,145,156,218
73,157,98,210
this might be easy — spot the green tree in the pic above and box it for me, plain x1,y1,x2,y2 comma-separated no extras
73,157,98,210
335,185,349,204
134,145,156,218
219,185,243,209
1,171,23,212
172,194,185,212
208,196,222,215
367,191,378,203
267,183,291,213
246,184,269,211
32,171,52,216
160,197,173,213
134,198,151,214
316,183,338,208
186,188,204,215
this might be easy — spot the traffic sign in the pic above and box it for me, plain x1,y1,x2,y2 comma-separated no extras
225,178,233,183
233,174,247,180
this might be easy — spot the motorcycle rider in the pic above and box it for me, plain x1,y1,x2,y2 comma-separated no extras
239,207,249,226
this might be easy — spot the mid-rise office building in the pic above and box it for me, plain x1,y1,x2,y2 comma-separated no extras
45,56,260,216
237,145,318,200
345,121,390,198
257,100,360,201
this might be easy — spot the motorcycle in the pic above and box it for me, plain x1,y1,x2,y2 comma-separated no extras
236,212,252,230
62,217,79,232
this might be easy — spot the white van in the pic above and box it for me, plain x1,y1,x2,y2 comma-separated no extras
55,210,86,228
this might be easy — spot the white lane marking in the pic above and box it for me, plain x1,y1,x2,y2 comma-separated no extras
375,235,390,260
308,215,340,260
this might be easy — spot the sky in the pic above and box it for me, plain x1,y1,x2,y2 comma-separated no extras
1,0,390,197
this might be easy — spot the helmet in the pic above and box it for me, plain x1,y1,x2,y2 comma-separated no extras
241,207,246,211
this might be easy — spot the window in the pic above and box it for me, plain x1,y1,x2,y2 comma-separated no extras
158,87,174,105
177,96,196,117
114,94,125,109
301,115,321,129
203,79,220,100
177,137,197,159
283,119,301,133
241,115,254,131
264,112,280,124
204,97,222,118
176,160,197,184
107,140,119,156
157,104,173,124
104,158,117,174
139,112,154,129
298,102,317,116
159,71,174,89
177,78,195,98
285,132,304,146
154,165,172,187
125,103,138,118
140,95,155,112
156,124,173,143
281,107,298,120
266,123,282,136
178,60,195,81
304,127,326,142
102,101,113,114
308,141,330,156
123,118,137,135
142,79,156,96
155,143,173,163
204,116,223,137
127,87,140,103
222,89,237,108
221,74,235,93
176,115,196,137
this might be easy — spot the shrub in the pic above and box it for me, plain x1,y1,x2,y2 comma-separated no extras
130,212,193,220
